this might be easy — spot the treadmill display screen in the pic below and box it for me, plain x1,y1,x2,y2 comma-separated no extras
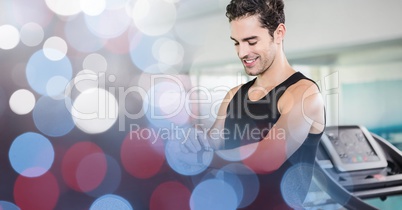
326,128,380,164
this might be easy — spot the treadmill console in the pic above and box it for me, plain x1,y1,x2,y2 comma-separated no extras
321,125,387,172
313,125,402,204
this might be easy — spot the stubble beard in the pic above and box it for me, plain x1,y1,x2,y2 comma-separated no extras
245,67,266,76
244,55,275,76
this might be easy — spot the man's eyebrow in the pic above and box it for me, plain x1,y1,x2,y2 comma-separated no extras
230,36,258,42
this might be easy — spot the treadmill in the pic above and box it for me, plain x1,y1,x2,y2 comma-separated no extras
308,125,402,210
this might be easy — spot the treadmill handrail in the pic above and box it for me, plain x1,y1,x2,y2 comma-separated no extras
371,132,402,159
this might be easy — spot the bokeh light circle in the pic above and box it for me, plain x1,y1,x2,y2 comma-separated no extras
9,132,54,177
72,88,118,134
200,169,243,207
104,29,131,54
83,53,108,73
14,172,59,210
129,33,159,73
280,163,315,209
85,7,131,39
132,0,176,36
20,22,44,47
9,89,36,115
11,0,54,27
121,130,165,179
150,181,191,210
81,0,106,16
46,76,70,98
165,138,212,176
134,73,153,92
107,0,129,10
90,194,133,210
143,80,189,126
61,142,107,192
33,96,75,137
152,38,184,66
43,36,68,61
190,178,238,210
45,0,81,16
0,24,20,50
73,69,100,93
86,155,122,198
220,163,260,208
76,153,108,192
0,201,20,210
26,49,72,96
64,14,105,53
144,63,171,75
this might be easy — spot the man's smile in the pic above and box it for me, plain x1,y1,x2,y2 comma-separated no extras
243,56,259,67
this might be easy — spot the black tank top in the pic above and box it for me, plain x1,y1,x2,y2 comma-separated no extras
224,72,324,209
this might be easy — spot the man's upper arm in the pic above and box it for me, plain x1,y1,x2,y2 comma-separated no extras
275,80,325,154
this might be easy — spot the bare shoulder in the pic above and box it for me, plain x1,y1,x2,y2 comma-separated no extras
222,84,243,101
214,84,243,120
281,79,321,102
279,79,324,117
291,79,324,115
281,79,325,133
229,84,243,96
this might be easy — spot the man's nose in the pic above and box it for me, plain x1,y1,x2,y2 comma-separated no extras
237,44,249,59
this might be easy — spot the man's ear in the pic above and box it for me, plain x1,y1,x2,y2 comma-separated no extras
274,23,286,44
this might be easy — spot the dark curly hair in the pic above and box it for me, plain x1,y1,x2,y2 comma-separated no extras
226,0,285,38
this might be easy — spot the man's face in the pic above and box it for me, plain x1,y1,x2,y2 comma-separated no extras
230,15,277,76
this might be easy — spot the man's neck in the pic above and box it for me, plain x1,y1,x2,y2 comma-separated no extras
255,56,294,88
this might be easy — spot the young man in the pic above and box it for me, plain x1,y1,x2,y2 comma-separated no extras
183,0,325,209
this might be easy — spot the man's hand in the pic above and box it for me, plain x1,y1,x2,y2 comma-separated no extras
165,126,214,175
180,126,202,153
180,126,213,153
